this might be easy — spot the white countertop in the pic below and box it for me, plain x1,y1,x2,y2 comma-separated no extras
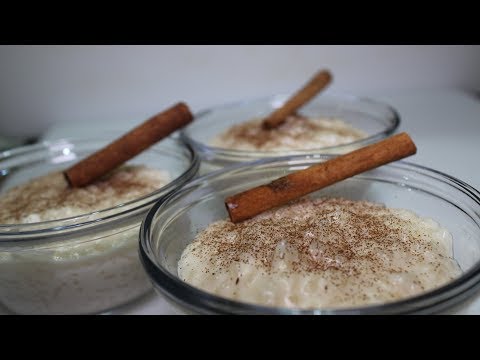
4,88,480,315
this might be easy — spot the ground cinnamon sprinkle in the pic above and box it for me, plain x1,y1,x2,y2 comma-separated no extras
0,165,170,224
209,115,367,151
179,197,461,308
196,198,406,274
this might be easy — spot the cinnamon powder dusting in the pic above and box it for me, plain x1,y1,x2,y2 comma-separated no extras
0,165,170,224
209,115,367,151
179,197,461,309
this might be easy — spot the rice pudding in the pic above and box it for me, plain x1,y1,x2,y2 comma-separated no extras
179,197,461,309
210,115,367,152
0,165,170,314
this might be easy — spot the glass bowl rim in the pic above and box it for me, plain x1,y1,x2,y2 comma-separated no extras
180,92,401,159
0,134,200,239
139,154,480,314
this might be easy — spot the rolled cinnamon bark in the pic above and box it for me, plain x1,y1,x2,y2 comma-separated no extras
64,102,193,188
262,69,332,130
225,133,417,223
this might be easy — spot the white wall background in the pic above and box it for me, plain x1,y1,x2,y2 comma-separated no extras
1,45,480,138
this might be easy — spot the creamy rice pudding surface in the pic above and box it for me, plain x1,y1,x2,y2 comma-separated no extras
0,165,170,314
179,197,461,309
0,165,169,224
210,116,367,151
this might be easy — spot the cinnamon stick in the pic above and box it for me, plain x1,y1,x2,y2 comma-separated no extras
64,102,193,188
225,132,417,223
262,69,332,130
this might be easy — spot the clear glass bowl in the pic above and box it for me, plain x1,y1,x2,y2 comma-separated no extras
0,135,199,315
180,94,400,173
139,155,480,314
